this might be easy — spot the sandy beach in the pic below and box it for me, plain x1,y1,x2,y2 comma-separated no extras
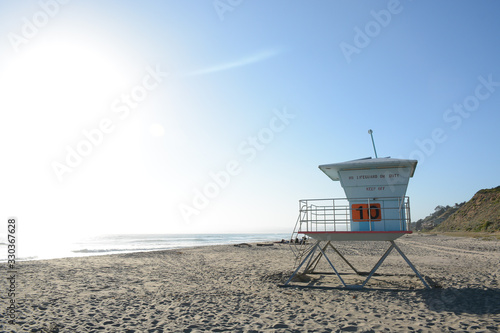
2,233,499,332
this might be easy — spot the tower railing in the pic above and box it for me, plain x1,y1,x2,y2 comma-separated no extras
290,196,411,261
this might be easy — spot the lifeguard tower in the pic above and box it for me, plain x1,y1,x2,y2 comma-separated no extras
285,155,431,289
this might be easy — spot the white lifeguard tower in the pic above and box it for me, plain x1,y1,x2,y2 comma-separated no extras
285,156,431,289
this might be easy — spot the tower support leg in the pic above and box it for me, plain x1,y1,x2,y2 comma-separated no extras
391,241,431,289
284,241,320,285
360,242,395,288
327,242,360,275
316,241,347,287
285,240,431,290
304,241,329,273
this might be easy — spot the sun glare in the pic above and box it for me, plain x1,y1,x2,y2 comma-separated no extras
0,34,133,182
3,37,128,122
149,123,166,137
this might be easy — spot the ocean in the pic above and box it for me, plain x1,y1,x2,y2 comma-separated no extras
0,233,290,262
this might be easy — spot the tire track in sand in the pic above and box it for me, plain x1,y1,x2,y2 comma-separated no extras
403,240,499,258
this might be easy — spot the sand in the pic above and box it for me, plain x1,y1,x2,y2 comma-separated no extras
1,233,499,332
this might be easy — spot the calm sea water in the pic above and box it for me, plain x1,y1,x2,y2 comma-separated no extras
0,233,290,262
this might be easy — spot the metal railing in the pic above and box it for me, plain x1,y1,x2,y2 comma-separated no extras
290,196,411,261
298,197,410,232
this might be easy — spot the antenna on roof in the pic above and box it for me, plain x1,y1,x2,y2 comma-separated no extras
368,129,378,158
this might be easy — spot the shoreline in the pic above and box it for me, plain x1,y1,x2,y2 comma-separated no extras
0,233,291,263
1,234,499,332
4,231,498,264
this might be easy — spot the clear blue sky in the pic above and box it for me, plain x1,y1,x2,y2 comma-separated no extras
1,0,499,240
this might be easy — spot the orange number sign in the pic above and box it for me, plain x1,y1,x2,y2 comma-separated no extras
351,203,381,222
